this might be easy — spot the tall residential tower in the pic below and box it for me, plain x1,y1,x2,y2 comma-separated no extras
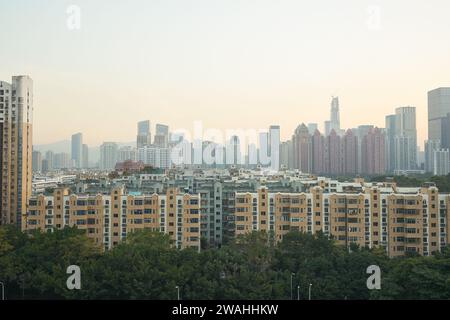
71,132,83,168
0,76,33,227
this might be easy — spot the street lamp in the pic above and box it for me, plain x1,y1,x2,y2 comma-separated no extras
175,286,180,301
308,283,312,301
290,273,295,300
0,281,5,300
297,285,300,300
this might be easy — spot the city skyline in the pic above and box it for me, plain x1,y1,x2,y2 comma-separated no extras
17,84,448,148
30,94,450,175
2,1,450,145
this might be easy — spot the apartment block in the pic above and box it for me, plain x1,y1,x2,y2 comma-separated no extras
24,187,201,251
235,184,450,257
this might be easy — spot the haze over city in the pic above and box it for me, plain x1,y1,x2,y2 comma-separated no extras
1,0,450,146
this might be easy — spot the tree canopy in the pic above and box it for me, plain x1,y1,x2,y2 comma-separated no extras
0,226,449,300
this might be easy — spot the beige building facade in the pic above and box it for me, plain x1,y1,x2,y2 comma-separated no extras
25,187,201,251
0,76,33,228
236,185,450,257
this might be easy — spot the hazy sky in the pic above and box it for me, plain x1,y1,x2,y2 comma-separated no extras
1,0,450,147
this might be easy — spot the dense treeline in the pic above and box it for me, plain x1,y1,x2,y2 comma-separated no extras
1,226,449,300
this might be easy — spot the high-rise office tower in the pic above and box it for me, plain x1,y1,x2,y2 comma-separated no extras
257,132,269,167
428,88,450,146
439,112,450,150
71,132,83,168
82,144,89,168
137,120,151,148
330,96,340,132
394,106,417,170
154,124,169,148
0,76,33,227
324,97,341,137
385,115,396,173
100,142,118,170
292,124,312,173
268,125,280,170
32,150,42,172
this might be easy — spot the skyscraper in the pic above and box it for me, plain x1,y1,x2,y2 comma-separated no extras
342,129,358,174
0,76,33,227
354,125,374,173
82,144,89,168
385,115,396,173
44,150,54,172
32,150,42,172
433,149,450,175
325,129,341,174
268,125,280,170
440,112,450,150
424,139,441,173
311,129,325,174
53,152,72,169
226,135,242,166
394,106,417,171
71,132,83,168
279,140,291,169
137,120,151,148
324,97,341,137
154,124,169,148
100,142,118,170
361,127,386,175
292,124,312,173
428,87,450,145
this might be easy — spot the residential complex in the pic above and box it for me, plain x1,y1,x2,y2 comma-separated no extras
25,186,201,251
23,169,450,257
236,182,447,257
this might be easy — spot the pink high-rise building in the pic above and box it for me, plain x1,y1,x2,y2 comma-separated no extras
325,129,341,175
343,129,358,174
361,127,386,175
292,123,312,173
312,129,325,174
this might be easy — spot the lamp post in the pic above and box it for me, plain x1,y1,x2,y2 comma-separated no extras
0,281,5,300
175,286,180,301
308,283,312,300
297,285,300,300
290,273,295,300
